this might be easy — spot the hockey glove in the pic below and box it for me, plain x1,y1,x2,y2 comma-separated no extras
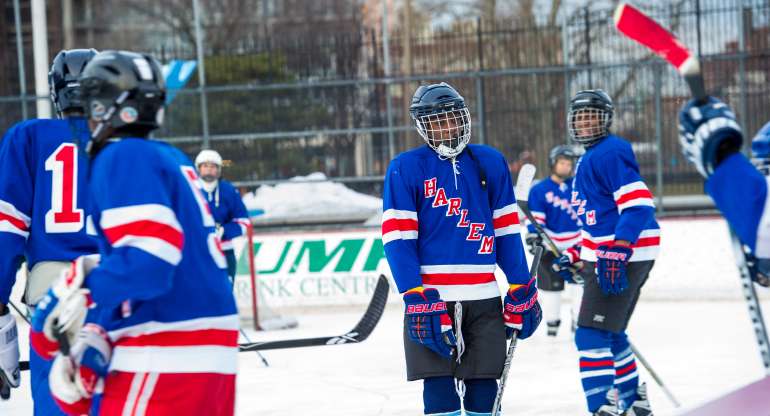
50,324,111,416
553,245,582,284
0,310,20,400
525,233,543,256
678,96,743,179
503,278,542,340
31,255,98,360
595,244,633,295
403,287,456,359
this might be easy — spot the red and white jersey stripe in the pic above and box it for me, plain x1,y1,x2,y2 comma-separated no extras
529,210,546,226
108,314,239,375
381,209,418,244
613,181,655,213
101,204,185,266
580,228,660,262
544,229,582,251
419,263,499,301
492,203,521,237
0,199,30,238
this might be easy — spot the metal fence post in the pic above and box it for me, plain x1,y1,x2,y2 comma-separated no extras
382,0,395,160
654,63,664,216
738,0,749,154
13,0,27,120
192,0,211,149
562,15,570,142
476,18,486,145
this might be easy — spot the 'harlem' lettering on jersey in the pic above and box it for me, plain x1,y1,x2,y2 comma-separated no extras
526,177,582,250
571,135,660,262
382,144,530,301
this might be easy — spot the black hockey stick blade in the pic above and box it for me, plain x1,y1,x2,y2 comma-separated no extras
238,275,390,352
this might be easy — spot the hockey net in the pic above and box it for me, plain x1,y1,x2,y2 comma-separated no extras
237,225,298,331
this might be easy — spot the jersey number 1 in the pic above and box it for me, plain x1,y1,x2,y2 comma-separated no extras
45,143,84,233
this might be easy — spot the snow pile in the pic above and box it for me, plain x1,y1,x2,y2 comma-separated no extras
242,172,382,224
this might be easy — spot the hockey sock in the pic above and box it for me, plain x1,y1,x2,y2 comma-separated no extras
540,289,562,324
423,376,461,415
611,332,639,409
575,326,615,412
463,378,497,415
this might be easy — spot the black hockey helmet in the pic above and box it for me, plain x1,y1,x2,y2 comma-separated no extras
49,49,98,117
409,82,471,158
79,50,166,156
548,144,581,168
568,89,614,145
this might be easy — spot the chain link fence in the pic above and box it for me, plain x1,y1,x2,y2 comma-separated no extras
1,0,769,202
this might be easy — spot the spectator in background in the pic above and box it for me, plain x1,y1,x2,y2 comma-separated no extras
195,149,251,282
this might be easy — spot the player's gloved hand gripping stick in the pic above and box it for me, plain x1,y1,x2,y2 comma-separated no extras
516,163,584,284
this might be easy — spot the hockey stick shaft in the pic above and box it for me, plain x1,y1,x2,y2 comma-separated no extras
238,274,390,352
492,246,543,416
629,342,681,407
239,328,270,367
729,232,770,373
518,199,583,283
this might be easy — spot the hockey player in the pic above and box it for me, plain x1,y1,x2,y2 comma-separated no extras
195,149,250,282
678,97,770,285
382,82,541,416
0,49,99,415
525,144,583,337
559,90,659,415
30,50,238,415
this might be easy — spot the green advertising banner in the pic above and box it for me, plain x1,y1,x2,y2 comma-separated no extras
232,229,393,308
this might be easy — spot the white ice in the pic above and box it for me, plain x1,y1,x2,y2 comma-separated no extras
3,217,769,415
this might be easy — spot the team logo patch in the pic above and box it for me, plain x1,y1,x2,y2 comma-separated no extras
120,106,139,123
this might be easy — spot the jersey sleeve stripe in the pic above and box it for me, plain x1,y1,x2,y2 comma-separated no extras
381,209,419,244
492,203,517,219
107,315,240,340
0,200,31,236
613,182,655,212
494,224,521,237
612,181,649,200
101,204,183,231
492,212,520,230
109,236,183,266
381,218,419,234
382,208,418,221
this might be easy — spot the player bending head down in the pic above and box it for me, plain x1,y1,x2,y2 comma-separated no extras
31,50,238,416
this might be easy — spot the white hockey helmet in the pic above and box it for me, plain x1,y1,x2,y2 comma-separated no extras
195,149,223,167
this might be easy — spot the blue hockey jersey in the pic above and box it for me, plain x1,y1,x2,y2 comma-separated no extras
85,138,238,375
707,152,770,256
202,179,250,251
570,135,660,262
0,118,98,304
382,144,530,301
527,177,582,251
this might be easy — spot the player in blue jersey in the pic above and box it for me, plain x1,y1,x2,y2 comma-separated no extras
195,149,250,282
678,97,770,286
0,49,99,414
556,90,658,416
525,144,584,337
30,51,238,416
382,82,541,416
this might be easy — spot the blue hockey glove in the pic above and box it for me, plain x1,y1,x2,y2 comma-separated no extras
503,278,541,340
678,96,743,178
552,245,582,284
595,244,634,295
403,287,456,359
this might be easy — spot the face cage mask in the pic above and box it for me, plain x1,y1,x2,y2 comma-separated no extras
414,107,472,159
568,107,612,144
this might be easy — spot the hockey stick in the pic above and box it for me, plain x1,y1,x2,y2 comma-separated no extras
239,328,270,367
514,163,584,283
492,245,543,416
629,342,681,407
615,1,770,374
238,274,390,352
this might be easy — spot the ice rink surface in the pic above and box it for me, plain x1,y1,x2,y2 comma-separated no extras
3,217,770,415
